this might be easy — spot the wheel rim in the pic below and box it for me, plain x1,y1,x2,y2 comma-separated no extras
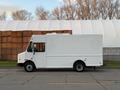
76,64,83,71
26,64,33,72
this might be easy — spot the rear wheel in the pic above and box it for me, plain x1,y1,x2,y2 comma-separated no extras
74,62,85,72
24,62,35,72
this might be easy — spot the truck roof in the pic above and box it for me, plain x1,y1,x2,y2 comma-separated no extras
31,34,102,43
32,34,102,37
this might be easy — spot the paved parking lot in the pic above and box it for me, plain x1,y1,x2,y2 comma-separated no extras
0,68,120,90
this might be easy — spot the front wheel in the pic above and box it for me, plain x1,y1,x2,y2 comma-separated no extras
74,62,85,72
24,62,35,72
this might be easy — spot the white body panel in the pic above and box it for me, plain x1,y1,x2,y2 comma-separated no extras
18,35,103,69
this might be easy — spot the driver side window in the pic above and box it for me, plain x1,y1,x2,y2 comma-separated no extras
34,43,45,52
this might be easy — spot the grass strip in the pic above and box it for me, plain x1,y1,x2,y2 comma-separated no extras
103,60,120,68
0,60,120,68
0,61,17,68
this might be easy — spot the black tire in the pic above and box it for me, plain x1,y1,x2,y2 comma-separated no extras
24,62,35,72
74,62,85,72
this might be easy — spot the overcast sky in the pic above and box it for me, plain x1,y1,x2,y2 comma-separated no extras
0,0,62,13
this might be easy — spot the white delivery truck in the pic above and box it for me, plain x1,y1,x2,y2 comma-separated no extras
17,35,103,72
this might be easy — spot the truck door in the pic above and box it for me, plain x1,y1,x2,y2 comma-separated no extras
33,42,46,68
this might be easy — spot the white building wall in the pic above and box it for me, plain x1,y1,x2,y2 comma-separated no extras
0,20,120,47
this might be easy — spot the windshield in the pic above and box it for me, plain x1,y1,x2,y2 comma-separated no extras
27,42,33,52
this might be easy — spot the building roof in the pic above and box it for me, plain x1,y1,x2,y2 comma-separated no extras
0,20,120,47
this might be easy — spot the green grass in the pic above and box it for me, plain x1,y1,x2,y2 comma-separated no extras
0,61,17,68
103,61,120,68
0,60,120,68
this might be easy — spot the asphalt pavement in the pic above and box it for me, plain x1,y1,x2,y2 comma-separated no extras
0,68,120,90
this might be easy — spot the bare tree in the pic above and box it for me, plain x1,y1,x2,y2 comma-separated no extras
52,0,76,20
114,0,120,19
51,7,64,20
1,0,119,20
90,0,100,19
12,10,32,20
51,0,120,20
96,0,119,19
35,7,49,20
63,0,76,20
0,12,6,20
76,0,90,19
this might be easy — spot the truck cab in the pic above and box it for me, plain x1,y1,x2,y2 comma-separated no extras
18,36,46,71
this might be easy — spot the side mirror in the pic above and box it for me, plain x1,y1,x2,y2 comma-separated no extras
32,48,35,55
33,44,36,55
33,51,35,55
